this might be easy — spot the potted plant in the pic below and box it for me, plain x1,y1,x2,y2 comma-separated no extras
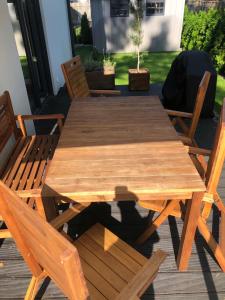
103,54,116,75
84,56,116,90
128,0,150,91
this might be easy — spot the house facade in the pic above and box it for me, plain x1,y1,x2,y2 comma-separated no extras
70,0,91,26
91,0,185,53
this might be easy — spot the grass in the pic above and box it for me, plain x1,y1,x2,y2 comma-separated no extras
215,75,225,113
19,56,29,79
75,45,225,112
111,52,179,85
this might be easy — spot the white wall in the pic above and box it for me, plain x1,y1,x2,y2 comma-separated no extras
0,1,34,170
0,1,32,121
8,3,26,57
92,0,185,53
39,0,72,95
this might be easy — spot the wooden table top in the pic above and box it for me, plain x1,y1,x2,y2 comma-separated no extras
43,96,205,201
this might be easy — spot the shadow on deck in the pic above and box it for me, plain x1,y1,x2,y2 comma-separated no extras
0,84,225,299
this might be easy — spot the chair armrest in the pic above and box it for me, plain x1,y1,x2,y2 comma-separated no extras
115,250,167,300
166,109,193,118
90,89,121,96
186,146,211,156
16,114,64,136
15,114,64,121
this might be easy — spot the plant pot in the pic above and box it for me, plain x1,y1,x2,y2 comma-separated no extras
128,68,150,91
85,68,115,90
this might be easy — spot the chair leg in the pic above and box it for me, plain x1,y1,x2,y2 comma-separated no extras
198,216,225,272
136,200,179,244
212,193,225,257
25,276,41,300
201,202,213,220
35,196,58,221
219,211,225,257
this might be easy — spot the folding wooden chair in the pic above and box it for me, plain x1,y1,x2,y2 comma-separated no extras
61,56,121,100
137,99,225,272
0,90,65,226
0,181,167,299
166,71,211,145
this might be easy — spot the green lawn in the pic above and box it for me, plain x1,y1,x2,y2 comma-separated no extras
111,52,178,85
75,45,225,113
19,56,29,79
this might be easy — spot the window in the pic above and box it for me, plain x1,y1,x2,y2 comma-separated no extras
110,0,129,17
146,0,165,16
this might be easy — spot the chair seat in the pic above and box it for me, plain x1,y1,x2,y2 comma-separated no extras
74,223,163,300
0,135,59,198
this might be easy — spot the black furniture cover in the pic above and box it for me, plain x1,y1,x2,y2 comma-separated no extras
162,50,217,117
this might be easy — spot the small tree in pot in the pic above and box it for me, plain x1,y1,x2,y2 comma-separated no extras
128,0,150,91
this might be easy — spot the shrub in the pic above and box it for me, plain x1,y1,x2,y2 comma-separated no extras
103,54,116,69
181,6,225,75
83,58,102,72
74,26,81,44
80,13,93,45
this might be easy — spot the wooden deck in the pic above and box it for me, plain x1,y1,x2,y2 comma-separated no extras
1,90,225,299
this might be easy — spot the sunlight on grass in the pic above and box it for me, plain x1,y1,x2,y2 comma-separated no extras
19,56,29,79
111,52,179,85
215,75,225,113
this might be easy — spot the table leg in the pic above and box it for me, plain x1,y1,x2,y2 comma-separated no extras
177,192,204,271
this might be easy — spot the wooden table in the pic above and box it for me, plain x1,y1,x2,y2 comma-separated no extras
43,96,206,271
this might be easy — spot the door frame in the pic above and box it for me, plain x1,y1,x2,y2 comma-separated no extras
8,0,53,110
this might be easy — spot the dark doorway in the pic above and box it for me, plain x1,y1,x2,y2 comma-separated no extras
7,0,53,112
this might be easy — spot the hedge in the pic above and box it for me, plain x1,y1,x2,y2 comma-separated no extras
181,6,225,75
80,13,93,45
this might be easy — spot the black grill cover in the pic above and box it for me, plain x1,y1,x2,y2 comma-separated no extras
162,51,217,117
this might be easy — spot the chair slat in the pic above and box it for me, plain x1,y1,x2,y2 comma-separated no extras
3,137,33,187
33,135,59,189
80,258,119,299
61,56,90,100
85,224,143,274
78,233,134,282
86,280,107,300
11,136,43,190
19,136,49,190
0,91,19,152
1,138,26,181
76,240,127,291
188,71,211,139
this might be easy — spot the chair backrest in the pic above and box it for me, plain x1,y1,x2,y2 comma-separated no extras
205,99,225,194
188,71,211,139
0,91,19,152
0,181,89,300
61,56,90,100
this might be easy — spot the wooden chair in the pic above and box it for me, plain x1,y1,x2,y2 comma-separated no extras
0,181,167,300
61,56,121,100
166,71,211,145
0,90,65,226
137,99,225,271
